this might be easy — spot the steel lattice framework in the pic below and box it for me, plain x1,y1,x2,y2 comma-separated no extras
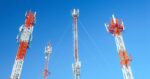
43,43,52,79
10,11,36,79
72,9,81,79
105,15,134,79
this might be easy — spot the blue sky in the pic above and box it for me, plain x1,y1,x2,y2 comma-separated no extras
0,0,150,79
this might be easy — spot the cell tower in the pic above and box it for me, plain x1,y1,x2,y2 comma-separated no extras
72,9,81,79
105,15,134,79
43,43,52,79
10,11,36,79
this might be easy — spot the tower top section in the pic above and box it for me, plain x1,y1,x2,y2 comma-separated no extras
45,43,52,55
105,15,124,36
25,11,36,28
72,9,79,17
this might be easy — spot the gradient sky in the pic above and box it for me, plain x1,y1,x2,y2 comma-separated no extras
0,0,150,79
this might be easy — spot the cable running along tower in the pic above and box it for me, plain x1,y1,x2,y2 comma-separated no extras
10,11,36,79
105,15,134,79
43,43,52,79
72,9,81,79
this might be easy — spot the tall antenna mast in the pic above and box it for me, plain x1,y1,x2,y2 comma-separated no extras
72,8,81,79
105,15,134,79
10,11,36,79
43,43,52,79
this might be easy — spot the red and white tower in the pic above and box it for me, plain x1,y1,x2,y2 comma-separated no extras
105,15,134,79
10,11,36,79
43,43,52,79
72,9,81,79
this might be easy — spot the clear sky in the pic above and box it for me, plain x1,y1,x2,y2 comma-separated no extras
0,0,150,79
